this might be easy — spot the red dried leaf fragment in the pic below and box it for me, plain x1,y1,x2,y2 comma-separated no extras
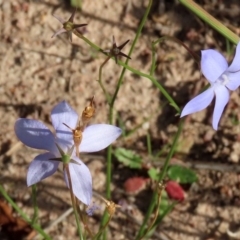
123,177,149,195
165,180,185,201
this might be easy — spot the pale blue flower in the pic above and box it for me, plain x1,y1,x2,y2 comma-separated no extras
181,42,240,130
14,101,122,205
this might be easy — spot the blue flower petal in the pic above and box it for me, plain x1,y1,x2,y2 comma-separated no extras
52,14,65,24
51,101,79,142
201,49,228,83
180,87,214,118
15,119,56,152
64,157,92,205
80,124,122,153
51,28,67,38
212,85,229,130
225,71,240,91
27,152,59,186
228,42,240,72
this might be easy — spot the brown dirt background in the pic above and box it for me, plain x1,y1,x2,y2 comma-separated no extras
1,0,240,239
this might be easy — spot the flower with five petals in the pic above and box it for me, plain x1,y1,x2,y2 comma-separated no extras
14,101,122,205
181,42,240,130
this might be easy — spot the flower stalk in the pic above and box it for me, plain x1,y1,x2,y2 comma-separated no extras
98,56,112,105
75,199,94,238
138,181,166,240
31,184,38,225
136,119,183,239
179,0,240,44
64,163,83,240
94,198,120,239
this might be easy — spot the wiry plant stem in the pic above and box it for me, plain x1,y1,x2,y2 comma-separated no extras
138,182,165,240
64,164,83,240
31,184,38,225
98,56,111,104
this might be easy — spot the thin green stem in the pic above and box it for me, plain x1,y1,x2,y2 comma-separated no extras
73,5,181,239
0,184,51,240
31,184,38,225
98,145,113,237
98,56,111,105
154,143,169,159
158,119,183,181
125,116,152,137
179,0,240,44
73,32,180,114
139,183,164,240
106,144,113,199
75,198,93,238
110,0,153,113
73,32,102,52
152,36,200,63
146,202,176,238
64,164,83,240
120,62,180,113
99,2,153,238
94,214,112,240
146,132,152,156
150,42,157,76
135,119,183,239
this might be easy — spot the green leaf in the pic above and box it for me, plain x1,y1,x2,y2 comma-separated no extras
114,148,142,169
167,165,198,184
148,168,159,181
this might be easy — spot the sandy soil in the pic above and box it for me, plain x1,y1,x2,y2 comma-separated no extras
1,0,240,239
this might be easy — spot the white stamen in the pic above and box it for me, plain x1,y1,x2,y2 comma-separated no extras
222,74,229,85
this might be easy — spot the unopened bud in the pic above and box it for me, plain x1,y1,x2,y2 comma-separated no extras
63,21,75,31
103,199,121,217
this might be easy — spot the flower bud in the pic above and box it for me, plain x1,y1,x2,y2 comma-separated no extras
82,96,95,126
105,200,121,217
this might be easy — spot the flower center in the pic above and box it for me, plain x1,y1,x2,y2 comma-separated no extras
63,21,74,31
216,74,229,86
113,48,120,55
